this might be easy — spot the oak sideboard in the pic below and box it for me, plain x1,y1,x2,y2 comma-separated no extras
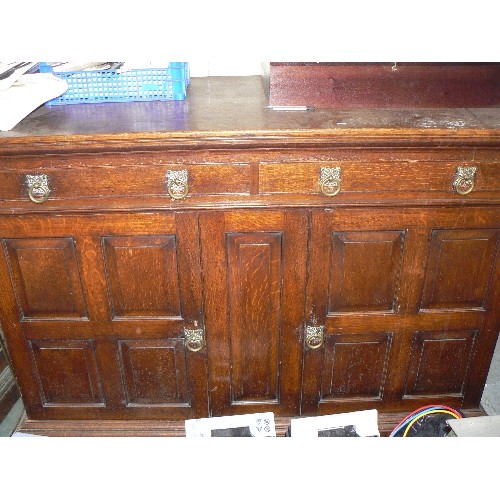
0,76,498,435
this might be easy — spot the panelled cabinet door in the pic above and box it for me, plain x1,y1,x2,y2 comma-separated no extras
303,207,500,415
0,212,208,420
407,223,499,408
200,210,308,417
303,208,409,415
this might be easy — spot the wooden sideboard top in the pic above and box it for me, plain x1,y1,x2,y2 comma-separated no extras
0,76,499,153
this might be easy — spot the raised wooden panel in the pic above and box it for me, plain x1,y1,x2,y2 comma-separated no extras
420,229,498,310
119,339,189,406
320,333,392,401
227,232,281,403
328,231,405,313
404,330,478,397
201,210,307,417
102,235,182,318
4,238,87,319
30,339,104,406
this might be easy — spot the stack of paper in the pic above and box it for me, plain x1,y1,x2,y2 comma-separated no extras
0,65,68,131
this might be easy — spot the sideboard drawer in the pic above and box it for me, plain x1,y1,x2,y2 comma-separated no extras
259,161,500,199
0,159,251,206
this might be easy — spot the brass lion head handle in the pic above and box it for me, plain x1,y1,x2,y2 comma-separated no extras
184,324,205,352
320,167,342,197
166,169,189,200
453,166,476,195
26,174,50,204
305,325,325,349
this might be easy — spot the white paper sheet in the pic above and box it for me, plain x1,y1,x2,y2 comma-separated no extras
290,409,380,437
0,73,68,131
185,412,276,437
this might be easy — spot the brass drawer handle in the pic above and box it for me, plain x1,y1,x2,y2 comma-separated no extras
184,325,205,352
305,325,325,349
320,167,342,196
166,169,189,200
453,166,476,195
26,174,50,204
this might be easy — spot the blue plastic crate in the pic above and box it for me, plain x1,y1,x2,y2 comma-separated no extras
39,62,189,105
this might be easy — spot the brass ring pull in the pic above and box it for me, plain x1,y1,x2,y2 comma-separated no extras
26,174,50,204
166,169,189,200
305,325,325,349
184,326,205,352
28,183,50,204
453,166,476,195
320,167,342,196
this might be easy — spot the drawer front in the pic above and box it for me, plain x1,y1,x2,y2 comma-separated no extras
259,161,500,199
0,155,251,206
